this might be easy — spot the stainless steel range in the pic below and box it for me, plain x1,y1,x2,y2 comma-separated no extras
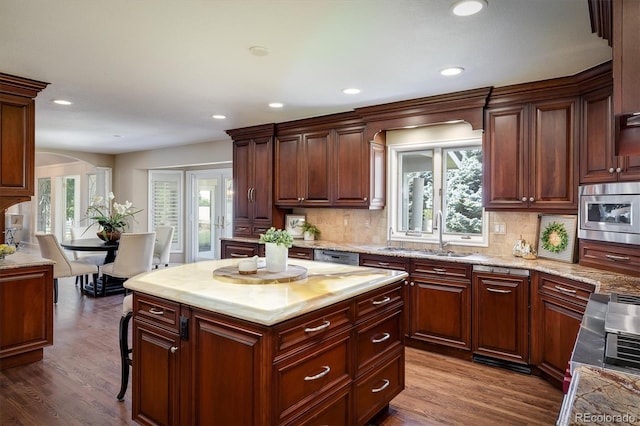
604,293,640,369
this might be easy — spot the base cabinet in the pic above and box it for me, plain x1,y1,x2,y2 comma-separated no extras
531,273,594,387
0,264,54,370
472,269,530,365
131,280,404,426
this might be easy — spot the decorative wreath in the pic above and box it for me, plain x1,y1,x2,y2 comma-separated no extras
541,221,569,253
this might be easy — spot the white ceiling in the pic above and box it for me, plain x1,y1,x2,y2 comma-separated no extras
1,0,611,155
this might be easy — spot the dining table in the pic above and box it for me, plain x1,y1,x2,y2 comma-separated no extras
60,238,122,297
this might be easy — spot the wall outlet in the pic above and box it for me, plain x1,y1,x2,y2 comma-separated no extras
493,222,506,234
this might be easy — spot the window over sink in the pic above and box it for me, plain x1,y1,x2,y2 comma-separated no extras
387,124,487,247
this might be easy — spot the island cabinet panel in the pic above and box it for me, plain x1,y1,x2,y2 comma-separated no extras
0,264,53,370
472,270,529,365
131,279,405,426
531,273,594,388
407,260,472,352
484,98,579,212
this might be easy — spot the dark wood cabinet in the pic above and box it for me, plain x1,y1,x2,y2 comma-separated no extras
578,239,640,277
531,273,594,388
580,84,640,183
484,98,579,212
613,0,640,117
408,259,472,352
274,113,385,209
220,239,262,259
227,124,285,239
472,268,530,365
0,73,48,242
275,129,332,207
0,263,54,370
132,280,404,425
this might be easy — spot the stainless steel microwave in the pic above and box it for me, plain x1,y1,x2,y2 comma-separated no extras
578,182,640,245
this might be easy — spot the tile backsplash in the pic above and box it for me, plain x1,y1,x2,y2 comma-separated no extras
296,208,542,256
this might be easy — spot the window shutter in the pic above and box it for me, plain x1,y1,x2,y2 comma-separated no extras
149,170,183,251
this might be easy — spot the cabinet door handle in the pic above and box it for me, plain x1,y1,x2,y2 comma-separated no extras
372,296,391,305
304,366,331,381
372,332,391,344
487,288,511,294
433,268,447,274
230,253,249,258
616,167,622,173
295,252,307,257
529,197,535,202
247,188,252,201
304,320,331,333
377,262,390,267
251,187,256,202
170,346,178,353
554,285,576,294
149,307,164,315
608,167,615,173
606,254,630,262
521,197,528,202
371,379,390,393
363,197,368,202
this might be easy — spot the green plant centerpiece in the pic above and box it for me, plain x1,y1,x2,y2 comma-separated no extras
259,227,293,273
301,222,321,241
85,192,142,241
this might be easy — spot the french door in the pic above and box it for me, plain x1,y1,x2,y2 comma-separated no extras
186,170,233,262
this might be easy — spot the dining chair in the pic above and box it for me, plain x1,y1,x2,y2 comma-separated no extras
70,224,105,287
35,233,99,303
100,232,155,296
152,226,174,268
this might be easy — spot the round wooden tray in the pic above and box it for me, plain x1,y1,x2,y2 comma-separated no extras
213,265,308,284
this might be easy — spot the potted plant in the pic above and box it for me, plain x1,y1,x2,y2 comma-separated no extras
85,192,142,241
259,227,293,272
301,222,321,241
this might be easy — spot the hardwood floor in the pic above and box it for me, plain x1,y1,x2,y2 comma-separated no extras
1,277,563,425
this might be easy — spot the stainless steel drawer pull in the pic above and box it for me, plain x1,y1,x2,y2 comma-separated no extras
372,333,391,344
230,253,249,258
304,366,331,381
606,254,630,261
304,320,331,333
149,307,164,315
295,252,307,256
433,268,447,273
554,285,576,294
378,262,390,266
371,379,390,393
372,296,391,305
487,288,511,294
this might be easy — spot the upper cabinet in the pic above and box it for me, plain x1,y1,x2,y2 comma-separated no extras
0,73,48,206
484,95,579,212
274,112,385,209
226,124,286,238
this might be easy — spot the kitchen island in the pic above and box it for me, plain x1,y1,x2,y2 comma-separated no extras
124,259,408,425
0,252,54,370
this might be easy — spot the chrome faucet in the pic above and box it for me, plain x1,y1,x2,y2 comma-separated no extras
436,210,448,251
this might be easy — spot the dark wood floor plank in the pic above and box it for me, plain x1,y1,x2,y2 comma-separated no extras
1,277,563,425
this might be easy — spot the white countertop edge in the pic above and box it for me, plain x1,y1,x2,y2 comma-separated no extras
0,252,55,270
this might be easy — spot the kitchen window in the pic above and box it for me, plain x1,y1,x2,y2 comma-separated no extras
388,136,487,247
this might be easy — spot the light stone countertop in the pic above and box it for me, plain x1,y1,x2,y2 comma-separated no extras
0,252,55,271
124,258,408,326
557,365,640,426
223,238,640,296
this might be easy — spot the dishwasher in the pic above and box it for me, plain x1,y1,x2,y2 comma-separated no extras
313,249,360,266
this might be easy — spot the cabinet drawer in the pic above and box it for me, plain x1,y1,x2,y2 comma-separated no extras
275,334,351,422
134,293,181,333
222,242,259,259
275,302,352,356
355,282,403,321
411,259,471,280
355,308,402,374
359,254,408,271
354,350,404,425
537,273,594,305
579,239,640,277
289,247,314,260
282,383,350,426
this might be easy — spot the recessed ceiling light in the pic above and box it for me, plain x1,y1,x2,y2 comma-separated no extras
53,99,72,105
451,0,487,16
212,114,226,120
440,67,464,76
249,46,269,56
269,102,284,108
342,88,361,95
